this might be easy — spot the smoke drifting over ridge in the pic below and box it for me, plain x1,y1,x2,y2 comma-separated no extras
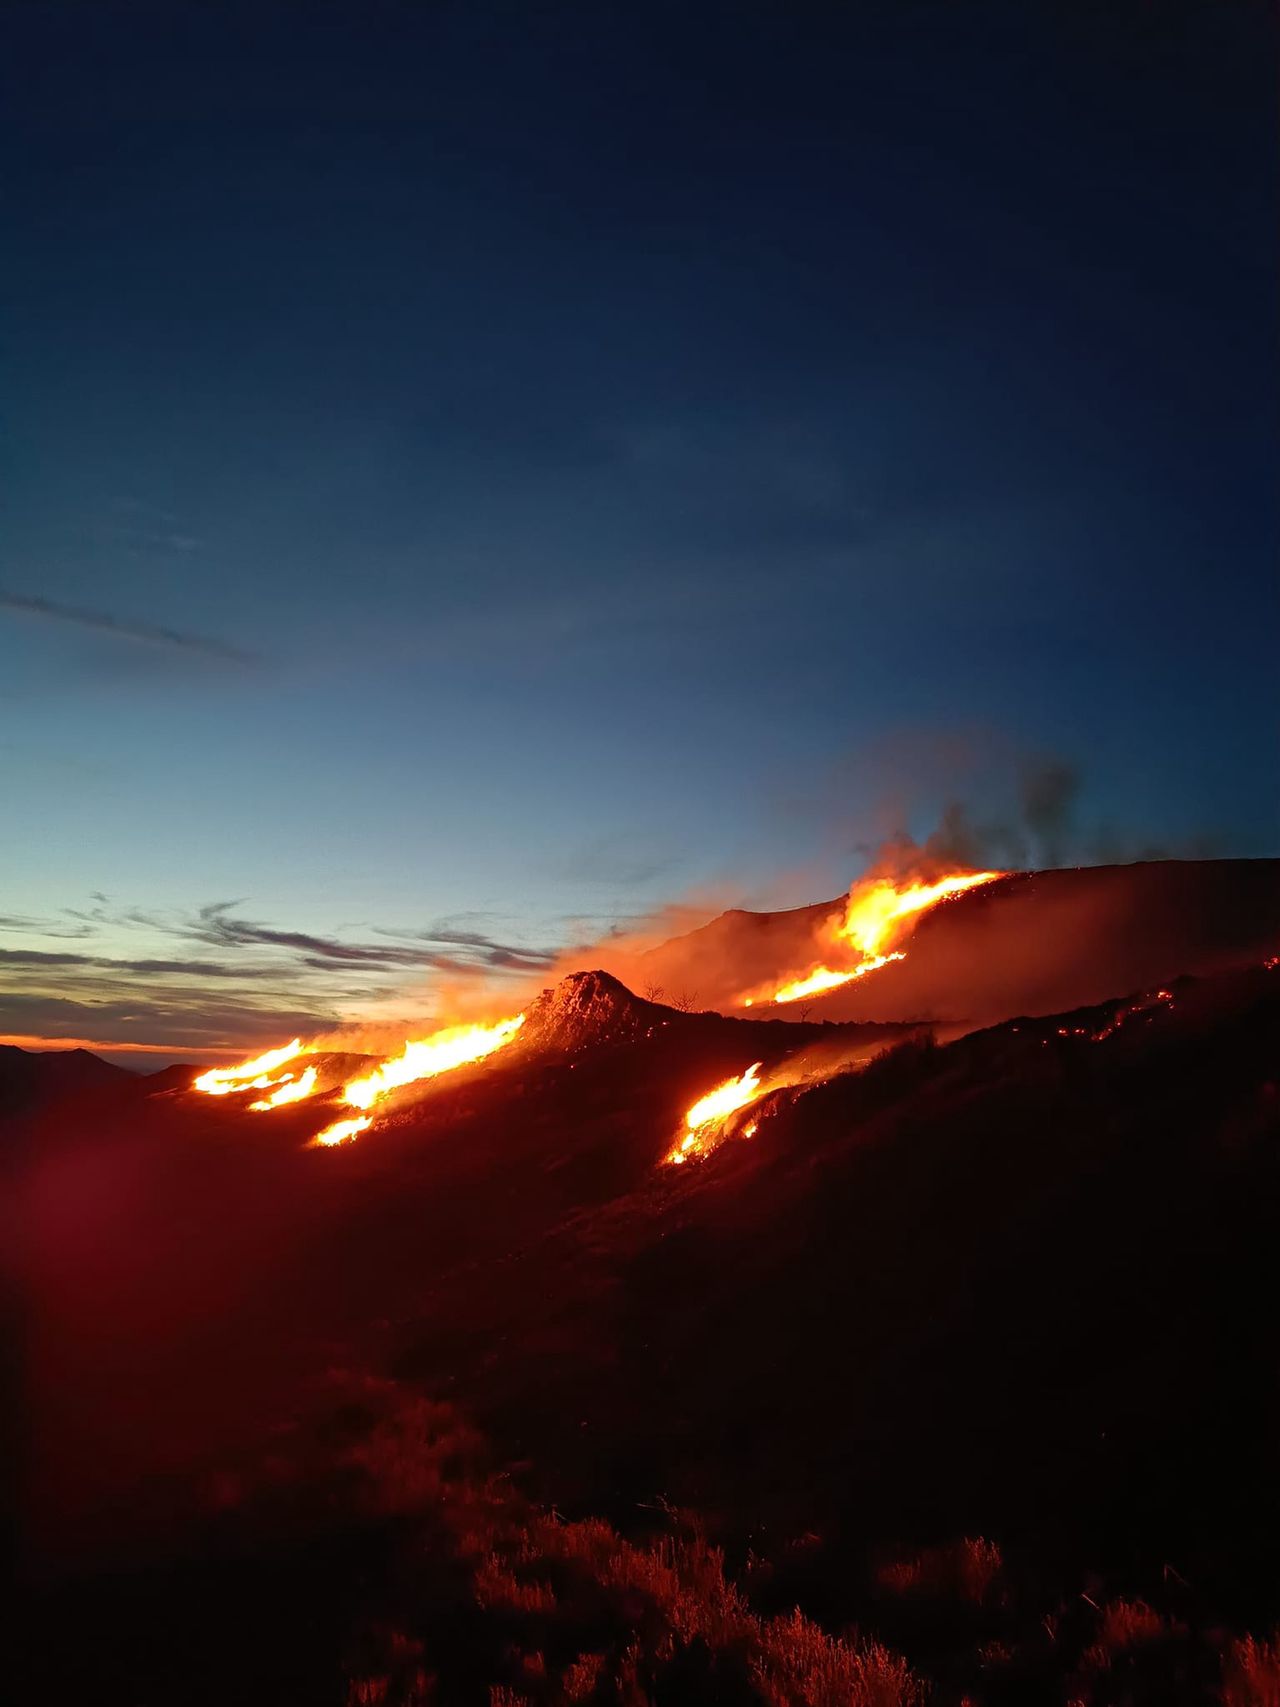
301,755,1262,1062
862,758,1081,876
484,760,1269,1034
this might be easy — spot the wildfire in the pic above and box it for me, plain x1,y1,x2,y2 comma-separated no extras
745,869,1003,1007
250,1064,319,1111
192,1009,526,1149
194,1039,310,1096
771,952,905,1005
342,1014,526,1111
311,1115,372,1148
669,1061,764,1164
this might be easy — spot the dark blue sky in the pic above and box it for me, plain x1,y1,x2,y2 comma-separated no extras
3,1,1276,1052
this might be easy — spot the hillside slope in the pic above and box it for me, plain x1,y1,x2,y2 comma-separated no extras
632,857,1280,1024
12,957,1280,1703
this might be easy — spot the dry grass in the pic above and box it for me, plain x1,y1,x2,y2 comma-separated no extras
342,1391,927,1707
876,1537,1004,1606
470,1520,927,1704
560,1651,605,1701
1081,1597,1180,1670
336,1388,1280,1707
753,1608,927,1707
1222,1631,1280,1707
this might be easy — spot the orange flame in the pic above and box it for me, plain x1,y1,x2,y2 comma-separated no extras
837,870,1003,956
194,1039,309,1096
192,1008,527,1149
744,869,1003,1007
341,1014,525,1112
310,1115,372,1148
249,1064,319,1111
669,1061,763,1164
771,952,906,1005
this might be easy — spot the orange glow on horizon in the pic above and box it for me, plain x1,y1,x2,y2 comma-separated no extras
0,1034,246,1058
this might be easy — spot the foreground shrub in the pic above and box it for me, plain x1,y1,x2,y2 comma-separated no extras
1222,1631,1280,1707
753,1608,926,1707
1082,1598,1181,1670
342,1390,927,1706
876,1537,1004,1606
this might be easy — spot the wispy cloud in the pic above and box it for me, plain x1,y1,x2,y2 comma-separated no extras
0,989,337,1052
0,590,255,663
0,947,288,980
0,893,560,1053
186,902,557,974
0,913,96,940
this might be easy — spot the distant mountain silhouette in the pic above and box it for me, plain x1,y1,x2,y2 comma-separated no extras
0,1043,132,1118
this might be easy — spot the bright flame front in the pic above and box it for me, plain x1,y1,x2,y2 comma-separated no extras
669,1061,764,1164
745,869,1003,1007
194,1040,309,1097
342,1014,526,1112
836,871,1003,957
250,1064,319,1111
771,952,905,1005
311,1115,372,1148
192,1010,527,1150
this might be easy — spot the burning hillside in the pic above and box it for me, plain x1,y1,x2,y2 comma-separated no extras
633,858,1280,1025
741,867,1003,1006
186,967,906,1154
193,1010,529,1146
11,911,1280,1706
178,859,1280,1163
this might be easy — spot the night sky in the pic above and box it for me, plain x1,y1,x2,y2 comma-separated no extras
3,2,1276,1057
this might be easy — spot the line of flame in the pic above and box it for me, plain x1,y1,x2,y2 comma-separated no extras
342,1014,526,1111
194,1039,308,1096
743,869,1003,1008
310,1115,372,1148
250,1064,319,1111
669,1061,764,1164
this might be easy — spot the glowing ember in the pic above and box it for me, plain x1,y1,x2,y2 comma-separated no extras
194,1039,309,1096
250,1064,319,1111
745,869,1003,1007
669,1061,764,1164
341,1013,525,1112
311,1115,372,1148
1090,987,1173,1042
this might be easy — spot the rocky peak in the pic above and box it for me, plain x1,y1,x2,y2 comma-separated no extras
521,970,667,1054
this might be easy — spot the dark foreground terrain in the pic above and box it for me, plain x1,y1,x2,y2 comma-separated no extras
10,897,1280,1702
